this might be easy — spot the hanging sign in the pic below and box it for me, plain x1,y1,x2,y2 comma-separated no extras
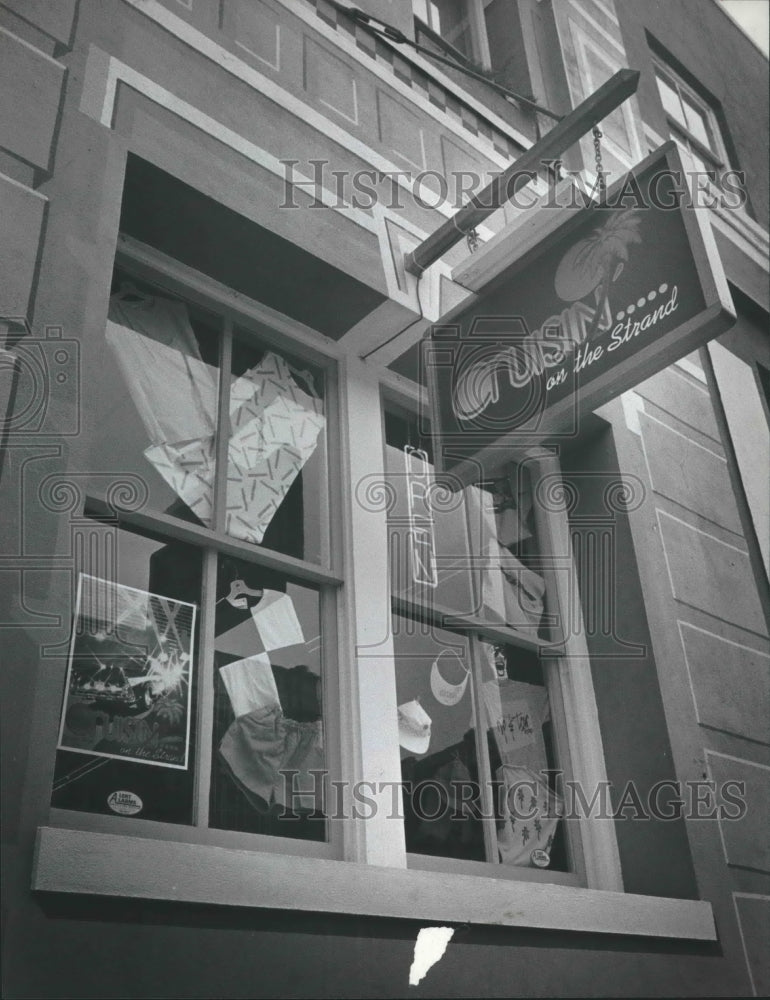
424,143,735,487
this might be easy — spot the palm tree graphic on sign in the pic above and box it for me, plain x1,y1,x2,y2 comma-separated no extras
554,208,643,338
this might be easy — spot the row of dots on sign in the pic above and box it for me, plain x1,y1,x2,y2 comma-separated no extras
616,284,669,322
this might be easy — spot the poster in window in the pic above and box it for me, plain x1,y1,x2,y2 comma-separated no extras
57,574,196,769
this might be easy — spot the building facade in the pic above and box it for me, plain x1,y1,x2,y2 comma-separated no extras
1,0,768,996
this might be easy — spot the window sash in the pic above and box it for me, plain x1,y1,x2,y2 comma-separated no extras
414,0,492,70
377,387,621,886
653,63,726,171
58,237,347,859
51,246,622,889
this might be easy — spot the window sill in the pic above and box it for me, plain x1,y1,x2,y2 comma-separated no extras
33,826,715,940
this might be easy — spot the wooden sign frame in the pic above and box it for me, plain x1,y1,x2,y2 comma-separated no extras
424,143,736,488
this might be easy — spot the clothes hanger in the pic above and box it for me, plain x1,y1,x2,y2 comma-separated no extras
216,578,264,609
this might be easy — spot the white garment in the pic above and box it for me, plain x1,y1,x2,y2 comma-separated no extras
140,349,325,545
219,653,281,718
496,764,563,867
225,353,325,544
482,677,551,772
250,590,305,652
106,296,218,445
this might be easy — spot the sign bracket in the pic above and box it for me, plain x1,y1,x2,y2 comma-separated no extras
404,69,640,276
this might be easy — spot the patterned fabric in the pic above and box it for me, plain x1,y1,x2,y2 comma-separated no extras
142,351,325,545
144,437,216,522
225,353,325,544
482,678,551,773
496,764,563,867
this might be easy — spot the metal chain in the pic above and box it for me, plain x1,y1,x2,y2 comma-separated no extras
466,228,481,253
592,124,606,199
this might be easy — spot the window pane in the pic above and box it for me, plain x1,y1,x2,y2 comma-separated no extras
384,410,475,617
209,555,327,842
91,271,220,528
656,72,685,127
394,618,487,862
681,93,713,150
479,640,568,871
466,467,550,640
430,0,474,58
52,524,201,824
672,131,713,177
226,333,327,563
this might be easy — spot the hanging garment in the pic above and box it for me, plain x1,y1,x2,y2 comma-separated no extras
106,295,218,445
496,764,563,867
144,437,216,522
482,677,551,773
219,653,281,719
225,352,325,544
143,351,325,544
250,589,305,652
219,704,324,813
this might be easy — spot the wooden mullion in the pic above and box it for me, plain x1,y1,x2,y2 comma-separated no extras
467,635,499,866
392,594,548,652
528,448,622,891
194,316,229,830
83,494,344,588
193,546,218,829
212,318,233,532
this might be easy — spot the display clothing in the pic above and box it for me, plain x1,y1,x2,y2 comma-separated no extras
482,677,551,773
224,352,325,544
250,589,305,652
496,763,563,867
146,353,324,545
219,704,324,813
108,295,325,545
106,294,218,445
482,677,562,867
219,653,280,719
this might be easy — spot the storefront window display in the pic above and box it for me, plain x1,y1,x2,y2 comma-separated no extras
51,264,336,848
385,408,573,874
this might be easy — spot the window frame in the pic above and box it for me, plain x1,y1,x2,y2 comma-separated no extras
33,243,716,941
413,0,493,71
652,57,729,176
48,233,349,861
376,384,624,892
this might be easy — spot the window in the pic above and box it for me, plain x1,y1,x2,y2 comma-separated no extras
35,185,714,938
51,257,341,855
413,0,492,70
382,406,588,882
652,56,730,177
